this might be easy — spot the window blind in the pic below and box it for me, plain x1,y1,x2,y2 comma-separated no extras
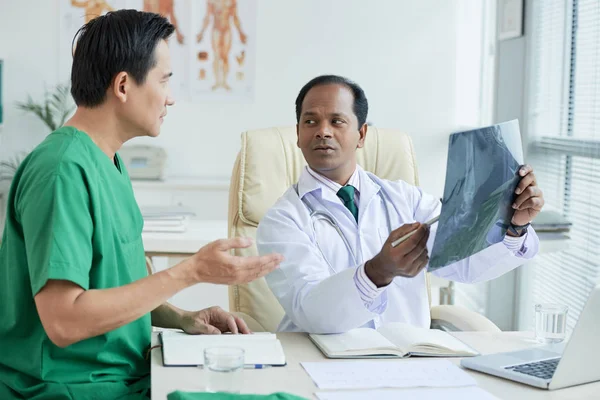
522,0,600,332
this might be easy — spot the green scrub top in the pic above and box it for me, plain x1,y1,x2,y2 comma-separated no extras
0,127,151,399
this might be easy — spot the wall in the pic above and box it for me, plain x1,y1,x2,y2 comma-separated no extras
0,0,493,314
0,0,490,202
489,0,536,331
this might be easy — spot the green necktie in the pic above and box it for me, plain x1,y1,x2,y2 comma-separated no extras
337,185,359,222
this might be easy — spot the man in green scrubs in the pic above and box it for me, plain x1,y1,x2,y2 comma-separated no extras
0,10,282,400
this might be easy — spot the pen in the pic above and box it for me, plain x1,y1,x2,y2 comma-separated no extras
391,215,440,248
244,364,272,369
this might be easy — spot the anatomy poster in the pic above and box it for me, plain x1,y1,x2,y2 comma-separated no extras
58,0,130,84
190,0,257,101
59,0,256,102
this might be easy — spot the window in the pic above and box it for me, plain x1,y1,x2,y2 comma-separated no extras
519,0,600,331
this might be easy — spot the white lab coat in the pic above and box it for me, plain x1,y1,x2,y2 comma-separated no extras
257,167,539,333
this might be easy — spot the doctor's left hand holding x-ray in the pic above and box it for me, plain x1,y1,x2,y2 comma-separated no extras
257,75,545,334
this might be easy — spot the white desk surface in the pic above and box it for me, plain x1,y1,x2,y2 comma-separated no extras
142,219,228,256
151,331,599,400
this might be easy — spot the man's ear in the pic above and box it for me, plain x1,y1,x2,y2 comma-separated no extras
296,124,300,148
357,123,368,148
112,71,130,103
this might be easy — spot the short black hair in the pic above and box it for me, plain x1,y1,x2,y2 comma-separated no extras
71,9,174,107
295,75,369,127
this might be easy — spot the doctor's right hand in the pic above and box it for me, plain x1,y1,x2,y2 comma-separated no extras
365,223,430,287
175,238,283,285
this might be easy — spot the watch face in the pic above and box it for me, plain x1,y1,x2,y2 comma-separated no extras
507,224,527,236
514,226,527,236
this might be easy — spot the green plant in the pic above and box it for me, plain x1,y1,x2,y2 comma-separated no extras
0,83,74,185
16,83,75,131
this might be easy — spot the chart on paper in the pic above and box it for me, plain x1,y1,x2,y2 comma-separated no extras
301,360,477,390
316,387,499,400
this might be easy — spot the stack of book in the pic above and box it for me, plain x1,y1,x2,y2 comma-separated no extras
140,205,196,233
531,210,572,239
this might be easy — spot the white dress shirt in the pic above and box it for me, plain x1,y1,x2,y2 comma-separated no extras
257,166,537,333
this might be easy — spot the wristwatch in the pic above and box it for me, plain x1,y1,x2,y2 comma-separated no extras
507,222,530,237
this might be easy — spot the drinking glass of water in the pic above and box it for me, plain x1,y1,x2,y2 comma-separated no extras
203,347,244,393
535,304,568,343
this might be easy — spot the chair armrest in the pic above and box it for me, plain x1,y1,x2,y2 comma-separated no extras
231,311,269,332
430,305,501,332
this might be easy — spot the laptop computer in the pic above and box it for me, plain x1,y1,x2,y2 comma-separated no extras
461,283,600,390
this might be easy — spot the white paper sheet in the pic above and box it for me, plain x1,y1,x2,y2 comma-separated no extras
301,360,477,390
316,387,499,400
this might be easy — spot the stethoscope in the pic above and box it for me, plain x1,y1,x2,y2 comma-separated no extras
294,184,394,273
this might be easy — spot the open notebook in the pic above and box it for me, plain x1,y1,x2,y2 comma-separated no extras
309,323,478,358
159,331,286,367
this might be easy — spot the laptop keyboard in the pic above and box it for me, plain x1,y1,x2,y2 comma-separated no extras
505,358,560,380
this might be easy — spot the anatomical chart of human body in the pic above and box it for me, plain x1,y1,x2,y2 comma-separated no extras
59,0,257,101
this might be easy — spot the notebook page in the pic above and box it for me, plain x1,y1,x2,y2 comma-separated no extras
377,323,475,355
160,331,285,366
310,328,398,355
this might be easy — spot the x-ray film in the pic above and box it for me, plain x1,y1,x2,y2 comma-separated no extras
428,120,524,271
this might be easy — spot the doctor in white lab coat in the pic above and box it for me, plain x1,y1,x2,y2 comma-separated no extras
257,75,545,334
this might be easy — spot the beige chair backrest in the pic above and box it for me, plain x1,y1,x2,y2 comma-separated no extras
228,126,430,332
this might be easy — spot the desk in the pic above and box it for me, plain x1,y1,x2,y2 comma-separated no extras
151,331,599,400
143,219,228,258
